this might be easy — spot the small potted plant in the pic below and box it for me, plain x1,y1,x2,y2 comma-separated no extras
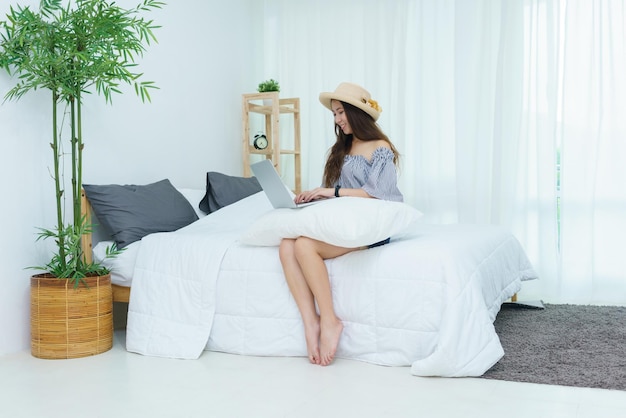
257,78,280,106
257,78,280,93
0,0,163,359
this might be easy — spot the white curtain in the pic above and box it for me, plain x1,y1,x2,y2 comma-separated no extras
260,0,626,305
556,0,626,304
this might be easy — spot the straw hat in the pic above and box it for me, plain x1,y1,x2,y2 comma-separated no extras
319,82,382,121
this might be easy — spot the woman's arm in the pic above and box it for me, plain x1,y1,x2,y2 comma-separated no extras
295,186,373,203
333,187,372,198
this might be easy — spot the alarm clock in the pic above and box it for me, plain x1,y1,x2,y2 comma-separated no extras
253,133,268,150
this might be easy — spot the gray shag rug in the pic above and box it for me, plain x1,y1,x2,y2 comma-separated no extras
482,303,626,391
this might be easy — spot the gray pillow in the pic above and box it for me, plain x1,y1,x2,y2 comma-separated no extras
83,179,199,248
199,172,262,214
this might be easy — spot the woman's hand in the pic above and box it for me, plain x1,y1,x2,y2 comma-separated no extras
294,187,334,203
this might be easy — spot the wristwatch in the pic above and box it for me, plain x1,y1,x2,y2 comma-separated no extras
334,185,341,197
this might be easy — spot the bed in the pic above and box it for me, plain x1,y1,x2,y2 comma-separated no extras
81,176,537,377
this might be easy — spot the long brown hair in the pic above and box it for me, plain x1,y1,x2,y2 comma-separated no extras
322,101,400,187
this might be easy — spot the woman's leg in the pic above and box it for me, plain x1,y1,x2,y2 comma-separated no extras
293,237,358,366
279,239,321,364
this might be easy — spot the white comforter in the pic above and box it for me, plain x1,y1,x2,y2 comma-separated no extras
126,193,537,376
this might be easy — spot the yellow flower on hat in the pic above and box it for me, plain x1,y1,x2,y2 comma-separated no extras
367,99,382,113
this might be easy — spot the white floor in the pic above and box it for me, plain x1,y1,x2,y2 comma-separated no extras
1,330,625,418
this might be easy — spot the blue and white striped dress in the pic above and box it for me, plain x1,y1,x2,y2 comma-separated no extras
335,147,403,202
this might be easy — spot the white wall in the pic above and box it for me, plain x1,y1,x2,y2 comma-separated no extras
0,0,260,355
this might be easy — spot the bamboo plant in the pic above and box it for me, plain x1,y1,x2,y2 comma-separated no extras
0,0,164,284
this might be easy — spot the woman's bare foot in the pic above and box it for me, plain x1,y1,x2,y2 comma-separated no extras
304,318,321,364
319,317,343,366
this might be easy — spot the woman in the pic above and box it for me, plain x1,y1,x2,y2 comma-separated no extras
279,82,403,366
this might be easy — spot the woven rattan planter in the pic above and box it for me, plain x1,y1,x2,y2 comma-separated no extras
30,273,113,359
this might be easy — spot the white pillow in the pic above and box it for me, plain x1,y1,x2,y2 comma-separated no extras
240,197,422,247
93,240,140,286
177,188,208,219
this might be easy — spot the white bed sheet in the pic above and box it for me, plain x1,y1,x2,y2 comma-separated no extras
211,221,533,376
113,192,536,376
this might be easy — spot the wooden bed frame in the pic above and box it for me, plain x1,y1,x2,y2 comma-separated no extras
80,189,131,303
78,189,518,306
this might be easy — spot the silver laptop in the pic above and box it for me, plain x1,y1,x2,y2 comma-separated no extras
251,159,323,209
